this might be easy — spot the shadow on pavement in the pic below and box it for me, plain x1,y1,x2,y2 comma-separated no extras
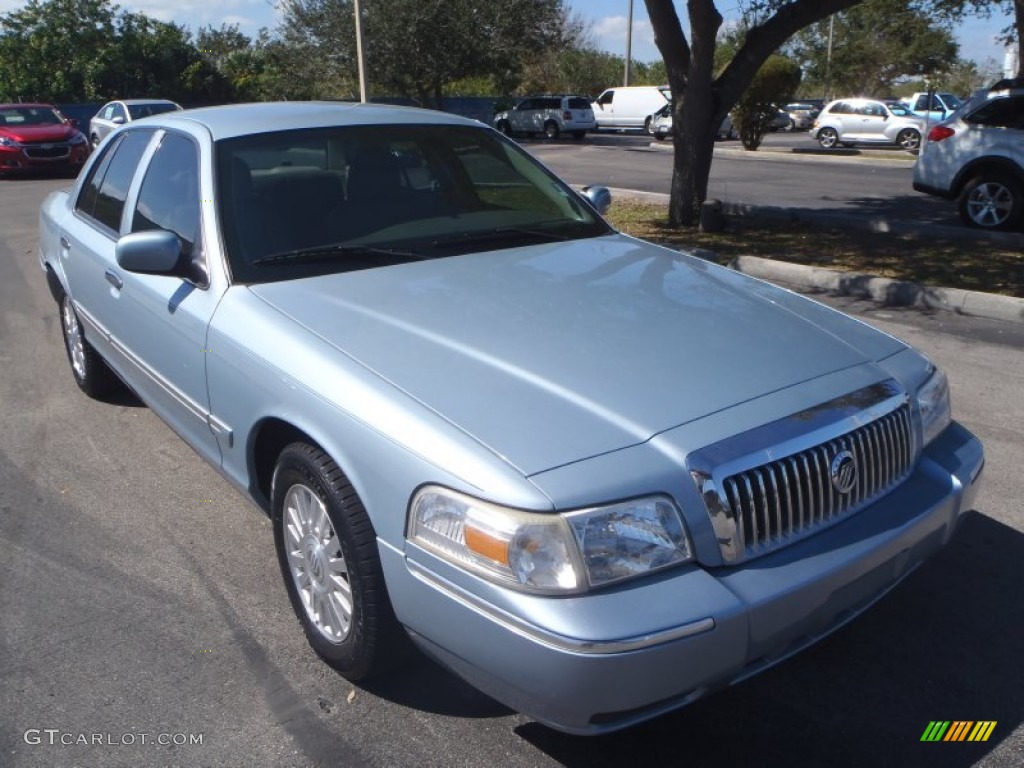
514,511,1021,768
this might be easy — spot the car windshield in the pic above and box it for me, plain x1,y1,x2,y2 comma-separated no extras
127,103,179,119
0,106,64,126
217,123,612,284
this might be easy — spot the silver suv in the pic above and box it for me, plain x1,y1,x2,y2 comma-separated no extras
811,98,925,150
913,85,1024,230
494,96,595,140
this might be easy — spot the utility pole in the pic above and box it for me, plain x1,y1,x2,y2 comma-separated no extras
624,0,633,86
823,14,834,102
354,0,368,103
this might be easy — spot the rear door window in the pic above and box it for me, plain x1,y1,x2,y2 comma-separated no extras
77,130,153,232
966,97,1024,129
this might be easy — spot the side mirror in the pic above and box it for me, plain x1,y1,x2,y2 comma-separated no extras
112,116,125,125
581,185,612,215
116,230,182,274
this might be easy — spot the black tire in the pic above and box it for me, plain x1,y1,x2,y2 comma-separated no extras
496,120,512,137
958,172,1024,230
571,130,586,140
643,115,653,135
272,442,409,680
60,293,119,398
897,128,921,151
543,121,560,140
90,133,100,149
817,127,839,149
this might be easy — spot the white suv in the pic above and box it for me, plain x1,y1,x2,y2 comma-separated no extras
494,96,595,140
913,86,1024,230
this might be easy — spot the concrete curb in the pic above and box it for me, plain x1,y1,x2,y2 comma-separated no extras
600,187,1024,326
729,255,1024,325
648,140,919,167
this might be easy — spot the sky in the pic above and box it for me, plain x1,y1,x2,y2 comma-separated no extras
0,0,1016,74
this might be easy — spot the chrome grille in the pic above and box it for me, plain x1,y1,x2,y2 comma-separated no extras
719,405,913,557
24,143,70,159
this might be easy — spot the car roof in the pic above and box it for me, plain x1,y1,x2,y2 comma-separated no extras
146,101,480,141
115,99,180,106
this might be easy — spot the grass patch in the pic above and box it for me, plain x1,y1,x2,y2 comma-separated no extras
606,199,1024,298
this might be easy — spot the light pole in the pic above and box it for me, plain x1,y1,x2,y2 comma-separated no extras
624,0,633,86
354,0,368,102
823,14,834,102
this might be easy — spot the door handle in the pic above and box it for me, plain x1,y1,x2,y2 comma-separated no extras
105,269,123,290
60,236,70,249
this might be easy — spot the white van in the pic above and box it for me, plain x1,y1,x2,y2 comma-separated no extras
592,86,672,131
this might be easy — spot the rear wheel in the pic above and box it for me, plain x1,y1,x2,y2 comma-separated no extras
897,128,921,151
272,442,409,680
958,172,1023,230
817,127,839,149
60,294,119,398
643,115,653,135
543,121,560,140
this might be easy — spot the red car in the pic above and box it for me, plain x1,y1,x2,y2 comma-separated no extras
0,103,90,176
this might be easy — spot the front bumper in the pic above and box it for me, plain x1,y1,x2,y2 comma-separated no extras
0,143,88,173
382,421,983,734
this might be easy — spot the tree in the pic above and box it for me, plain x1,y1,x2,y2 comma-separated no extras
791,0,958,98
0,0,228,103
277,0,569,106
0,0,116,101
732,55,801,150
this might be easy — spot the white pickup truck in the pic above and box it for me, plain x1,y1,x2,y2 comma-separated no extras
902,91,963,121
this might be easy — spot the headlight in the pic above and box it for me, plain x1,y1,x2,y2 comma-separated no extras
0,136,20,148
408,487,692,594
917,366,951,446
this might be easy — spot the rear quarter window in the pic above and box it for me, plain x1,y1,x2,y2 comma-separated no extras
965,97,1024,129
567,98,590,110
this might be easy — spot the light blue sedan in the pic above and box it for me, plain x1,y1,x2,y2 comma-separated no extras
38,102,984,734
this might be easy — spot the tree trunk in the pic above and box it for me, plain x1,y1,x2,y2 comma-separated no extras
671,3,722,227
1016,0,1024,78
645,0,865,228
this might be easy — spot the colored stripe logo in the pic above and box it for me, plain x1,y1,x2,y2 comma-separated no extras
920,721,997,742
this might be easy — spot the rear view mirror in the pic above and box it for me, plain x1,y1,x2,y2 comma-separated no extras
581,185,612,215
116,230,182,274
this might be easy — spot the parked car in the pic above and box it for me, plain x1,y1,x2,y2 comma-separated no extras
493,95,595,140
39,102,983,735
781,102,821,130
88,99,182,148
592,85,671,131
650,105,736,140
0,103,90,176
913,84,1024,230
901,91,963,122
811,98,926,150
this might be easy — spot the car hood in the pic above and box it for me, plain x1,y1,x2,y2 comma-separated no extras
0,123,75,143
249,235,903,475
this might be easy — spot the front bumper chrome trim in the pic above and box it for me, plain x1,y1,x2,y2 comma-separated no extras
407,558,715,655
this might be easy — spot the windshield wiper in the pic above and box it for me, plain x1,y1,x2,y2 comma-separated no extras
252,244,427,267
431,226,570,249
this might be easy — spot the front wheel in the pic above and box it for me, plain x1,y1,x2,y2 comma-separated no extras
90,133,100,149
958,173,1023,230
897,128,921,151
496,120,512,137
272,442,409,680
60,294,119,398
817,127,839,149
